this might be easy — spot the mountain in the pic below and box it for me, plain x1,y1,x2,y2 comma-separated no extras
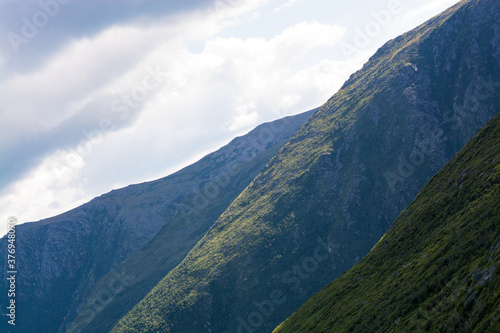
0,110,314,333
274,111,500,333
63,110,314,333
112,1,500,332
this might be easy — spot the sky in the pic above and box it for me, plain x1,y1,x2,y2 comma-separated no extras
0,0,459,234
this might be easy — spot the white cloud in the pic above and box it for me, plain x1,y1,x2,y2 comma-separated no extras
287,50,372,97
274,0,301,12
0,17,200,139
188,20,347,120
0,149,87,236
228,103,259,131
401,0,459,22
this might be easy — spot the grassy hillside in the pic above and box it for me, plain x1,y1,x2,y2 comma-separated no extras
112,0,500,332
275,112,500,333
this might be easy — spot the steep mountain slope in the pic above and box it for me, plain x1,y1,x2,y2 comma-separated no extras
113,1,500,332
0,110,313,333
64,110,313,333
275,112,500,333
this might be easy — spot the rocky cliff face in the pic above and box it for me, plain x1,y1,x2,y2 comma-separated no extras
112,1,500,332
0,110,314,333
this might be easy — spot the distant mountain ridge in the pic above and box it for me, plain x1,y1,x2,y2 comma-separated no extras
0,110,314,333
112,0,500,331
275,111,500,333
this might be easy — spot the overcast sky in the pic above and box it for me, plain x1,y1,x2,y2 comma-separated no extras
0,0,459,234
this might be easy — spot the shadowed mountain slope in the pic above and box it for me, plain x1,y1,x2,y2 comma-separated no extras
275,111,500,333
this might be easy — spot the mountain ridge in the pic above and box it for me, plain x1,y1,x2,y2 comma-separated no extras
112,0,500,331
0,110,315,333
